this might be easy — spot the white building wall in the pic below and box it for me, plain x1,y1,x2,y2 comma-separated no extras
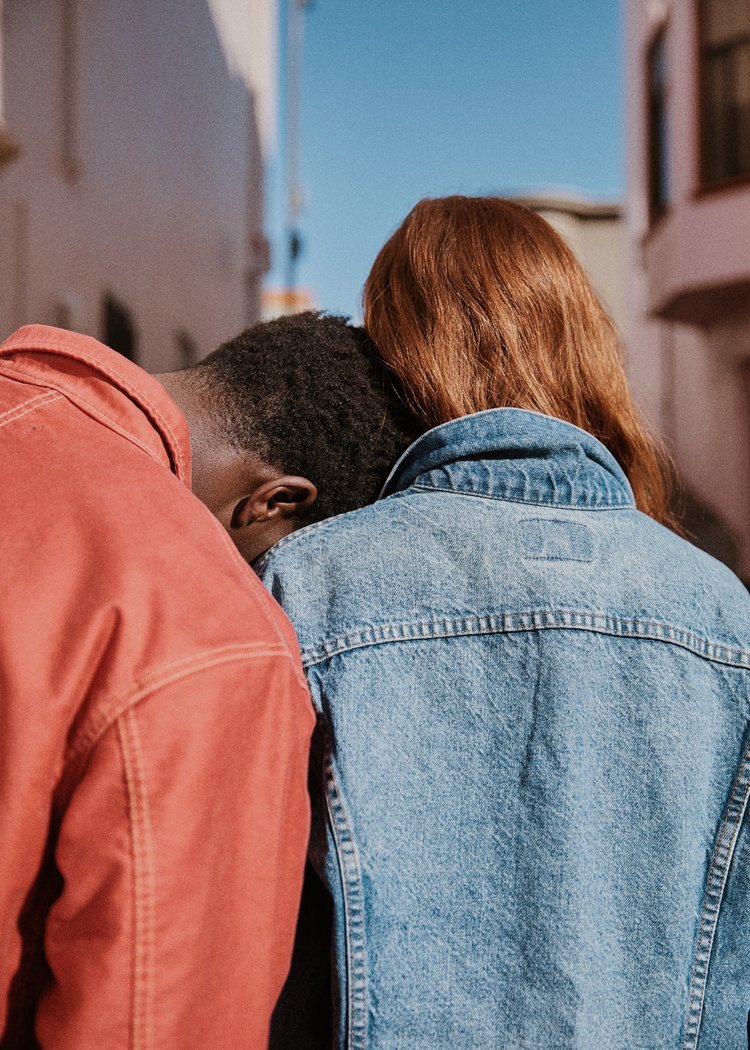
0,0,275,370
514,196,627,340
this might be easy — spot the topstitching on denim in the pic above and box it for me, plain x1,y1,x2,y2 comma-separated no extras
681,727,750,1050
300,609,750,672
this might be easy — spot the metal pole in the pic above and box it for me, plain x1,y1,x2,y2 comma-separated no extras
285,0,311,291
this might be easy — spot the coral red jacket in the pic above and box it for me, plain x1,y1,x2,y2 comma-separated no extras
0,326,315,1049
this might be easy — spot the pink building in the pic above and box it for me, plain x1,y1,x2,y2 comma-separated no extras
626,0,750,582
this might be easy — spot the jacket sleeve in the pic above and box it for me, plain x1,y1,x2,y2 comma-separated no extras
36,649,314,1050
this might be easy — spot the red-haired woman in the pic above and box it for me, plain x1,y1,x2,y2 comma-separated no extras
260,197,750,1049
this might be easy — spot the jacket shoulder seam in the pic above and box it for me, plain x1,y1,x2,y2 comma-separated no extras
0,345,187,477
0,361,165,467
254,495,412,573
0,390,63,431
67,642,299,766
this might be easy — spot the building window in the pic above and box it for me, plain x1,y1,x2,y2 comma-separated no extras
102,294,137,362
700,0,750,186
0,0,20,168
647,28,671,221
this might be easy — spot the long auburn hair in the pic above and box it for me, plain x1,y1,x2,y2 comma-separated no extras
363,195,677,527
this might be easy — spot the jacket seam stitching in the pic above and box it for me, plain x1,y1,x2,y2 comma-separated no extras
117,709,156,1050
252,480,631,573
0,362,167,466
0,391,63,431
253,503,384,573
3,355,305,679
0,348,186,477
323,739,368,1050
68,644,295,762
680,728,750,1049
299,613,750,670
0,388,58,421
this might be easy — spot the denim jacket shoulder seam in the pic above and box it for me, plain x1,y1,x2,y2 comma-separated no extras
299,610,750,672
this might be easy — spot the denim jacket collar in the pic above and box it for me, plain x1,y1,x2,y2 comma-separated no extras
380,407,635,510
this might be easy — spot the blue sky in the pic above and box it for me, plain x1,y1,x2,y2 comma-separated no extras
265,0,623,321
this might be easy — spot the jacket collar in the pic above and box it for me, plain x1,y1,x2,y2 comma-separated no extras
0,325,191,483
380,408,635,510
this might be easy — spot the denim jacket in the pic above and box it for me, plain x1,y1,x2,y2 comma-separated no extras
258,408,750,1050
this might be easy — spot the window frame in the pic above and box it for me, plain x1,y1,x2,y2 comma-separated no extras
697,0,750,194
646,23,672,227
0,0,19,168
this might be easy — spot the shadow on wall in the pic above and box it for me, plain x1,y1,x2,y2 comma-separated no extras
678,489,747,588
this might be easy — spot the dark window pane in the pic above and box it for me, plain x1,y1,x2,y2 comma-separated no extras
701,0,750,184
736,41,750,169
703,0,750,47
648,29,670,219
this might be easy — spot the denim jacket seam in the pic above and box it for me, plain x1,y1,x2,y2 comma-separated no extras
680,727,750,1049
299,611,750,672
0,351,187,478
410,482,635,510
323,740,369,1049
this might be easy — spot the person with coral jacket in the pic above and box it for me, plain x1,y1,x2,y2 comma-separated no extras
0,324,315,1048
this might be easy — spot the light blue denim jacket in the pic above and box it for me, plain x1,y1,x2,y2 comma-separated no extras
257,408,750,1050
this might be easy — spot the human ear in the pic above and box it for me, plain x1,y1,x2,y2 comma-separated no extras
230,476,318,529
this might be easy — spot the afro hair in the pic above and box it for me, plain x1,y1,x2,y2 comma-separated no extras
197,311,425,524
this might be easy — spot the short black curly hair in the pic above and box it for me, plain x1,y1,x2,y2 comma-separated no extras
197,311,425,524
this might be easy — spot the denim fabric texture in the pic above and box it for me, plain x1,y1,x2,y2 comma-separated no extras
257,408,750,1050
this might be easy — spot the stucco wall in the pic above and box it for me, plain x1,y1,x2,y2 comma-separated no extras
0,0,269,369
534,205,627,337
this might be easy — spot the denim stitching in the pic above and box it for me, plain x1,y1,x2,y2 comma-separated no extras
323,735,368,1050
300,611,750,671
3,362,307,684
201,509,310,683
117,709,156,1050
254,481,633,574
680,729,750,1049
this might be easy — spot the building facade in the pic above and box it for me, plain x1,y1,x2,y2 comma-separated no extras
0,0,276,370
516,194,626,338
626,0,750,581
